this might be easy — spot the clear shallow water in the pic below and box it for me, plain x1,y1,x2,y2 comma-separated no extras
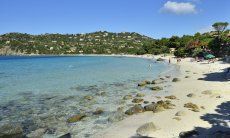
0,56,174,137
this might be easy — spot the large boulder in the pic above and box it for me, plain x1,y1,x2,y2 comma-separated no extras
144,103,156,111
0,124,23,138
125,105,145,115
67,113,86,123
136,122,159,136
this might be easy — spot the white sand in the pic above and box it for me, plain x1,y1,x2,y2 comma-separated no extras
94,55,230,138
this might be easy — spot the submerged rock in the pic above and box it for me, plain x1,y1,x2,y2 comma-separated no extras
108,111,125,123
165,75,171,78
138,80,150,87
27,128,46,138
136,122,159,136
67,114,86,123
84,95,93,100
96,91,106,96
0,123,23,138
125,105,145,115
93,108,104,115
151,79,164,84
184,102,199,112
132,98,144,103
59,133,71,138
123,95,132,100
150,86,163,91
156,58,165,61
136,93,145,97
172,78,181,82
143,101,149,104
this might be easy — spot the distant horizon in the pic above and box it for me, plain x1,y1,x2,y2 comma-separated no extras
1,0,230,39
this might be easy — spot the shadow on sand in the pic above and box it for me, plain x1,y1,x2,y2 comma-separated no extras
198,67,230,82
180,101,230,138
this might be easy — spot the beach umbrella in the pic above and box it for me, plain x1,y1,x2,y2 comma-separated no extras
205,54,215,59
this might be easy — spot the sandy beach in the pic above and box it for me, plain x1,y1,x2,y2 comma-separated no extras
94,55,230,138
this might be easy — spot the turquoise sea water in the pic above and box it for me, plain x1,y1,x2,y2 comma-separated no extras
0,56,175,137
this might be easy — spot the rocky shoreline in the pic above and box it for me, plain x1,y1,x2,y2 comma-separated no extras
0,55,178,138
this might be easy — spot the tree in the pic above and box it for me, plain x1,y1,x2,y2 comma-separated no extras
212,22,229,39
210,22,229,56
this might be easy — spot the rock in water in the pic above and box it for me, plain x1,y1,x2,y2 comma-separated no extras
172,78,181,82
123,95,132,100
156,58,164,61
27,128,46,138
125,105,145,115
136,93,145,97
132,98,144,103
59,133,71,138
67,114,86,123
108,111,125,123
136,122,159,136
150,86,163,91
93,107,104,115
138,80,150,87
84,95,93,100
151,79,164,84
0,124,23,138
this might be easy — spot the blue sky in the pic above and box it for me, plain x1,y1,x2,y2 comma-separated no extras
0,0,229,38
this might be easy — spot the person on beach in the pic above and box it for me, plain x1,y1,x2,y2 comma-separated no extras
169,58,171,64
